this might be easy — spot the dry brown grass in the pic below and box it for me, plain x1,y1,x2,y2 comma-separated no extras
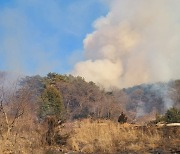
0,114,46,154
67,119,163,153
0,131,44,154
1,118,179,153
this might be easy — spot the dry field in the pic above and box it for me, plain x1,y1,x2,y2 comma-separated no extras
0,118,180,153
66,119,180,153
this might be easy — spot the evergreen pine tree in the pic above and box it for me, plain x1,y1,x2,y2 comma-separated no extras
39,85,65,120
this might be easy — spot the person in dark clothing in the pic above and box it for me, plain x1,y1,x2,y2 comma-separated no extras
118,112,127,124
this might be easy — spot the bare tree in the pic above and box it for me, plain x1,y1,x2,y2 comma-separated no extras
0,79,32,139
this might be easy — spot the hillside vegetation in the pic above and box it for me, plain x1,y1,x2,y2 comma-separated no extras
0,71,180,153
20,72,180,122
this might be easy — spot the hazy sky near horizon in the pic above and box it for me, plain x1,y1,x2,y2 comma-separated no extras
0,0,108,75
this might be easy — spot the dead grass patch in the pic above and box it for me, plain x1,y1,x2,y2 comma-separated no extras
67,119,165,153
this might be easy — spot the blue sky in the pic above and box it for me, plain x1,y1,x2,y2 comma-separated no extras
0,0,108,75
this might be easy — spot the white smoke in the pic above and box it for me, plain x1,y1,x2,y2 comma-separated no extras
73,0,180,90
149,83,174,111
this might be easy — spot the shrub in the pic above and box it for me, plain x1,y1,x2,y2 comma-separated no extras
164,107,180,123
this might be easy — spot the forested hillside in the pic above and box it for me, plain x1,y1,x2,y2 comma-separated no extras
21,73,122,121
1,71,180,123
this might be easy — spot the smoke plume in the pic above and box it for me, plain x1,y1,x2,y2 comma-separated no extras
73,0,180,89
